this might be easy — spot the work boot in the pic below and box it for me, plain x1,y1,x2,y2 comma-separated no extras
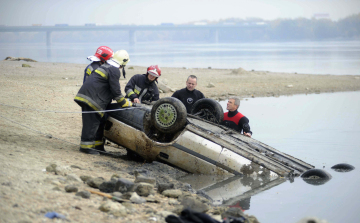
95,144,105,151
79,148,100,155
95,139,106,152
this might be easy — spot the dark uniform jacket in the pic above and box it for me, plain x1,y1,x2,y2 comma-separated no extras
171,88,205,113
75,63,126,117
125,74,159,103
221,110,252,135
83,61,101,83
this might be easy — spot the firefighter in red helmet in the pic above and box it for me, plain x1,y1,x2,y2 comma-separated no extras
125,65,160,104
83,46,114,83
75,50,132,155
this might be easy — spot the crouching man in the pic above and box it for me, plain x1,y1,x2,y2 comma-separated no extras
125,65,160,104
221,97,252,137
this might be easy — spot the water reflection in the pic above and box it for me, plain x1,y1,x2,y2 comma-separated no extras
331,163,355,172
302,178,331,186
178,174,286,208
47,48,51,59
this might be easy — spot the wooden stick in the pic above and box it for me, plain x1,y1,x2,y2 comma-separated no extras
86,189,113,198
86,189,125,202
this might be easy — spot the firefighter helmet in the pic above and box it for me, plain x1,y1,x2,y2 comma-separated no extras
107,50,130,68
147,65,161,77
87,46,113,62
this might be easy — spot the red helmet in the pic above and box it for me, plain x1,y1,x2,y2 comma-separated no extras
147,65,161,77
88,46,113,62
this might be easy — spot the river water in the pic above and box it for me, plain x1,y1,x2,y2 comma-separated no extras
2,40,360,222
1,40,360,75
180,92,360,223
217,92,360,223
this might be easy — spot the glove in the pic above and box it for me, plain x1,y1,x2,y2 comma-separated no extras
121,98,132,108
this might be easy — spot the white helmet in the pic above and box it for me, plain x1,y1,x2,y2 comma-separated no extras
107,50,130,68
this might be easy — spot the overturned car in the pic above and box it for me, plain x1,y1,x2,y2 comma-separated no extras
104,97,314,178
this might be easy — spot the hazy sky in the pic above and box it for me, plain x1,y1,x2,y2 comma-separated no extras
1,0,359,26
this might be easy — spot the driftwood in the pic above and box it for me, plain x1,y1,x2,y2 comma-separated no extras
4,57,37,62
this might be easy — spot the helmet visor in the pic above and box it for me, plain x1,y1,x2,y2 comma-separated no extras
107,59,120,68
87,55,101,62
148,71,160,77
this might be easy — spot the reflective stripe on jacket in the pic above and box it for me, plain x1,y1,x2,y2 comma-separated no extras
75,63,126,116
83,61,101,83
124,74,159,103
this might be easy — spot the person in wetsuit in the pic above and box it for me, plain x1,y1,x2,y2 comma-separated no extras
221,97,252,137
171,75,205,113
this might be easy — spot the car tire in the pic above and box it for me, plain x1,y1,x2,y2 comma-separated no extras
301,169,332,179
151,97,187,134
302,178,331,186
191,98,224,124
331,163,355,172
301,169,332,186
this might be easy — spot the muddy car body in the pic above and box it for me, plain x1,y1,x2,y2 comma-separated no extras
104,98,314,178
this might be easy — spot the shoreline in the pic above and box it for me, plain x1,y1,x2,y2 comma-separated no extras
1,60,359,222
154,65,360,100
1,60,360,99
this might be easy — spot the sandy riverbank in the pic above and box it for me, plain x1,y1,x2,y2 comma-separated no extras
1,60,358,222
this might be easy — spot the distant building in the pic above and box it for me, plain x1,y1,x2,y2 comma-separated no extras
255,22,266,26
55,24,69,26
222,22,236,26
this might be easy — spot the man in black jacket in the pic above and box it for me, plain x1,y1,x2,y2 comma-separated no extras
125,65,160,104
221,97,252,137
171,75,205,113
74,50,132,155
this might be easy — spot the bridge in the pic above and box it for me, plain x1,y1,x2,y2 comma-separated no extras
0,24,267,46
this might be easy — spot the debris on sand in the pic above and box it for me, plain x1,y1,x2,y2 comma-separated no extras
4,56,37,62
231,67,248,74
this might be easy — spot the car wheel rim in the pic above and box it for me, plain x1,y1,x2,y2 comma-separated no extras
154,103,177,128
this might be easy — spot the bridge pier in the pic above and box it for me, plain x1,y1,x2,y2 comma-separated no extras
46,31,52,47
129,30,136,45
209,29,219,43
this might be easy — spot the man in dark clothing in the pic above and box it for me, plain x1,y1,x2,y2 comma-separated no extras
125,65,160,104
221,97,252,137
74,50,132,155
83,46,113,83
171,75,205,113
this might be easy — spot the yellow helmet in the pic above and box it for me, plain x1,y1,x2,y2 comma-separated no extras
107,50,130,68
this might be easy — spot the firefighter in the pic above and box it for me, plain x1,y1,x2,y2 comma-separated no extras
83,46,113,83
74,50,132,155
125,65,160,104
221,97,252,137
